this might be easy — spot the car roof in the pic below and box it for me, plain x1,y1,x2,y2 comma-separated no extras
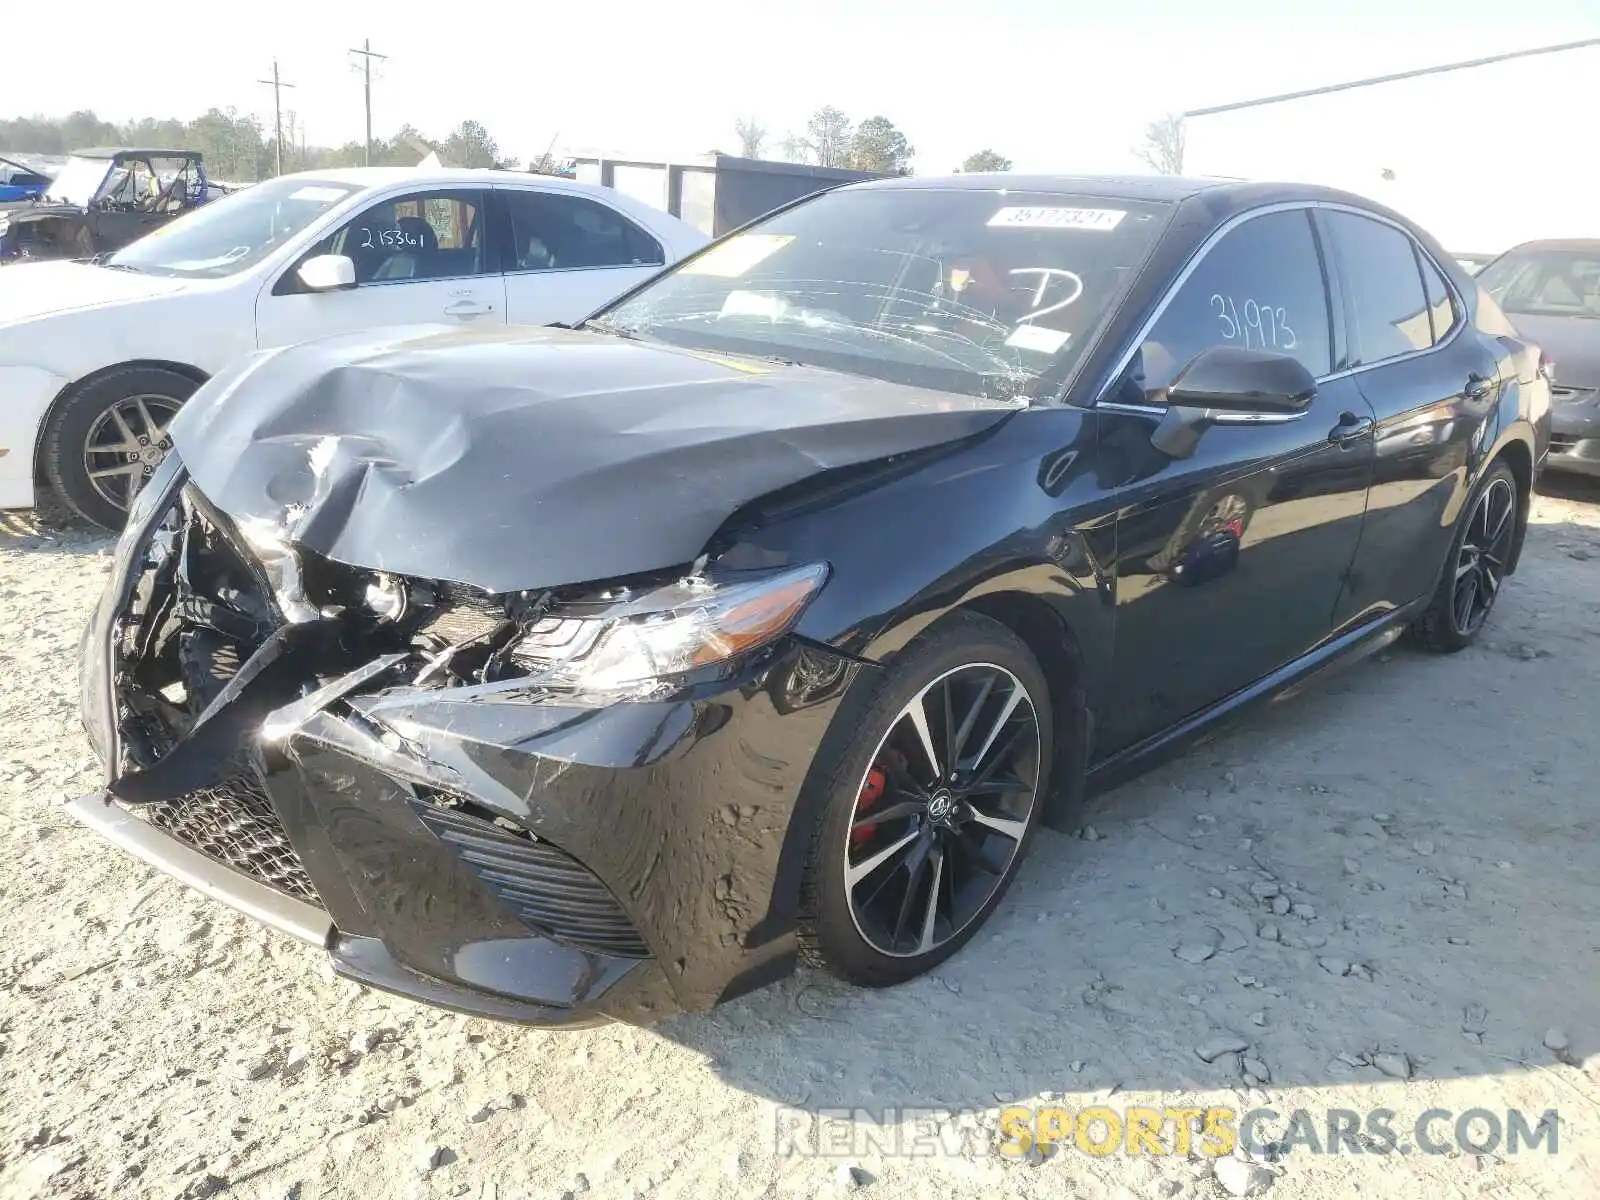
72,147,199,159
269,165,628,190
852,173,1224,201
259,167,703,242
848,172,1415,210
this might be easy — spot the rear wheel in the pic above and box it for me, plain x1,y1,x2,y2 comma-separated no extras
1411,460,1519,652
800,612,1054,986
42,366,197,530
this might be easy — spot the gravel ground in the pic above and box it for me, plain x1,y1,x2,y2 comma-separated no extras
3,480,1600,1200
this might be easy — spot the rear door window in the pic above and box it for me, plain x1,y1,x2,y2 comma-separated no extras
1325,211,1432,363
500,189,665,272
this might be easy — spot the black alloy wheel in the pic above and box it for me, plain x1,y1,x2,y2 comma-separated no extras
1412,460,1519,653
801,612,1054,986
844,661,1041,957
1449,473,1516,638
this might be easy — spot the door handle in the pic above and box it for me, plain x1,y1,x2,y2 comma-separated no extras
444,300,492,317
1464,372,1494,400
1328,412,1373,446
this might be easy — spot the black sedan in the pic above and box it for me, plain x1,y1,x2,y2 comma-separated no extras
74,175,1550,1026
1474,239,1599,477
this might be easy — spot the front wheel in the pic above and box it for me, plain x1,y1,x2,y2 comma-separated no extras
1410,460,1519,653
42,365,198,529
800,612,1054,987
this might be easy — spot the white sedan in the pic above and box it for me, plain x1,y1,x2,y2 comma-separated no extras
0,167,708,527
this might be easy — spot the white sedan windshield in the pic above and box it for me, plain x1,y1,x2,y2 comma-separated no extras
105,178,359,278
43,156,111,206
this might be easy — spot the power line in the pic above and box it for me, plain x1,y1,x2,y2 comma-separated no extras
1182,36,1600,119
348,40,390,166
256,60,297,177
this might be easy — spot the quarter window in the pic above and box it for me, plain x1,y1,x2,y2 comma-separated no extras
500,189,664,272
319,190,486,284
1127,208,1332,398
1416,248,1457,344
1326,211,1432,363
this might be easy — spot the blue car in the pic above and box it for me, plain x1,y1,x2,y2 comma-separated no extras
0,155,51,202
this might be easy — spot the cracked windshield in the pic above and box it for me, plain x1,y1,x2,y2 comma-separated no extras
604,189,1169,398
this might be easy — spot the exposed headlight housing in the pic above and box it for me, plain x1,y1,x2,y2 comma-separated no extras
510,563,829,695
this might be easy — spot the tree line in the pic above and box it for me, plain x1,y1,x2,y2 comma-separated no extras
3,104,1188,184
0,110,521,183
731,109,1013,176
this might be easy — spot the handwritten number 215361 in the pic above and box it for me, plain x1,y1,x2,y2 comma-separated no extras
1210,294,1295,351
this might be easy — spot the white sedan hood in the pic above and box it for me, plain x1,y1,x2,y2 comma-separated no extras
0,261,189,328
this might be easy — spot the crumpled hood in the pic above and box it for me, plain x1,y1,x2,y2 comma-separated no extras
1506,312,1600,388
0,259,189,326
171,323,1019,592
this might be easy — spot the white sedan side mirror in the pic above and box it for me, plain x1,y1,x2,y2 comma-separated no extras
297,254,357,292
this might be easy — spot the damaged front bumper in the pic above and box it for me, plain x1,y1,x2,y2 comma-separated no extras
75,455,851,1026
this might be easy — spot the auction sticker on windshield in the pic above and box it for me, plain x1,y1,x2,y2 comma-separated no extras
1004,324,1072,354
987,207,1126,231
681,234,795,277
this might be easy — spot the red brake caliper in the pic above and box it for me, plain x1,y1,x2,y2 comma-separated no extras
852,765,888,848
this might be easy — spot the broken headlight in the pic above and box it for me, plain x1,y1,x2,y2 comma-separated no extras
509,563,829,694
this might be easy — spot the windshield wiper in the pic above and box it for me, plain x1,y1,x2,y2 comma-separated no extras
579,318,640,340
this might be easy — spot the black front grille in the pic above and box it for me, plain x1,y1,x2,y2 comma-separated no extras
412,801,648,958
143,772,322,907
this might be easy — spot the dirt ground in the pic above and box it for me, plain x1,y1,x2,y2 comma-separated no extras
3,476,1600,1200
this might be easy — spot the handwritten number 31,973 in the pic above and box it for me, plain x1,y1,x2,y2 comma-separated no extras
1210,294,1295,351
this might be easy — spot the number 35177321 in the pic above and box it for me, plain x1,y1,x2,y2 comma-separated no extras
1211,294,1295,351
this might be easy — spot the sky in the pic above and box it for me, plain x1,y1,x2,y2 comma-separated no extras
7,0,1597,248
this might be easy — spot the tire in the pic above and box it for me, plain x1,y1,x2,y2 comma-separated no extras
799,611,1055,987
42,365,199,530
1410,460,1519,653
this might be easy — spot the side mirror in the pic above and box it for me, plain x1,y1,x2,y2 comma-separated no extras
1150,346,1317,459
1167,345,1317,414
296,254,357,292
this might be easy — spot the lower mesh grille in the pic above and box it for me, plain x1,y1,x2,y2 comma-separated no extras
412,801,648,958
142,772,322,907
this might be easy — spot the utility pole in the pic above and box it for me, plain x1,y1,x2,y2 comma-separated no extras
348,39,389,166
256,60,296,177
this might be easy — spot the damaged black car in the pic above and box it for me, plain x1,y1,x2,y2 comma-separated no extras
75,175,1549,1025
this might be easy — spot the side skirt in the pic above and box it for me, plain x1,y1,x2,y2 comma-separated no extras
1084,596,1429,798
